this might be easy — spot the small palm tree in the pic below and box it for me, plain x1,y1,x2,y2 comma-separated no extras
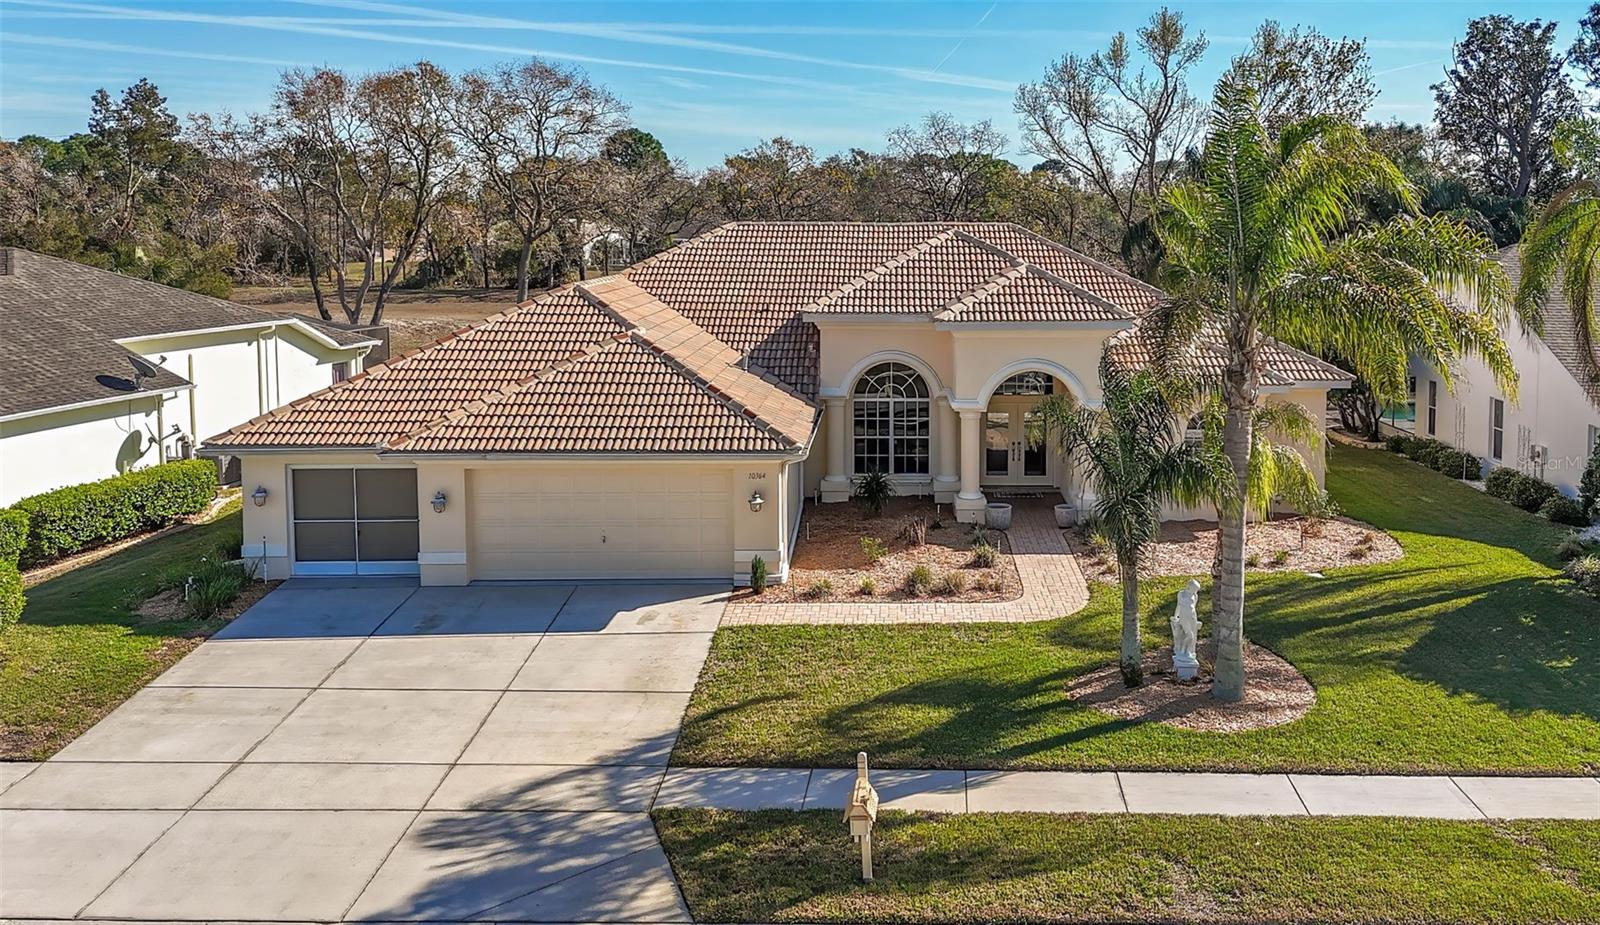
1153,76,1515,701
1515,116,1600,385
1039,359,1230,687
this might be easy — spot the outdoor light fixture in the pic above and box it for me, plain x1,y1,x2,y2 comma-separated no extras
431,490,448,513
251,486,268,507
748,490,765,513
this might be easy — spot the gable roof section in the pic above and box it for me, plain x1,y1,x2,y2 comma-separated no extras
0,247,375,419
1497,247,1600,408
208,276,818,455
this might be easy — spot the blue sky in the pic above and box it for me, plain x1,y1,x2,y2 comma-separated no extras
0,1,1591,168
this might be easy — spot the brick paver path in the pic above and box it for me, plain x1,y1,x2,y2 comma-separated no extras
722,499,1090,625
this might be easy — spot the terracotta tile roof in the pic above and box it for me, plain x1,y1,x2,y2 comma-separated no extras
1106,321,1351,388
206,222,1343,455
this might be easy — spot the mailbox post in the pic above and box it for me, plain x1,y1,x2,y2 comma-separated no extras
842,751,879,881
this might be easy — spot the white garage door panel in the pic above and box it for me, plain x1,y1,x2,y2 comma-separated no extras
469,466,732,579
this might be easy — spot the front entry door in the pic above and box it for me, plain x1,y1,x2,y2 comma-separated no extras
983,399,1051,486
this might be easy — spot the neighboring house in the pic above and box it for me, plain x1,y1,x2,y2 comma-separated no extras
0,248,379,506
1406,247,1600,497
205,222,1349,586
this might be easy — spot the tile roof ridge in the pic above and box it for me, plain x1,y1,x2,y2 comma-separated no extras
620,222,739,276
933,255,1135,323
806,228,959,311
1259,335,1353,378
967,223,1171,300
622,329,806,450
384,333,633,450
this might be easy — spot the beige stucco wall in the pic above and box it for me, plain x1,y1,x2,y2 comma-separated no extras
239,453,797,585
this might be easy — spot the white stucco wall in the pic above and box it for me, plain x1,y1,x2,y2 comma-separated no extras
0,395,170,505
1,322,368,506
1410,326,1600,497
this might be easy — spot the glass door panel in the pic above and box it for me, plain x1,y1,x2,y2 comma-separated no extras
984,412,1011,477
1022,409,1048,477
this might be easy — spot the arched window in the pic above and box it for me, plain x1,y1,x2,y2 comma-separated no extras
852,362,930,475
994,371,1054,395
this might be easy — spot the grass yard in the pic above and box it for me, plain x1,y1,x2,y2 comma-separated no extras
674,444,1600,773
655,809,1600,924
0,500,244,760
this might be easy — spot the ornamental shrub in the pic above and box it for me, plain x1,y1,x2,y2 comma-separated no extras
1484,467,1560,513
1383,433,1413,454
0,561,22,632
10,460,217,567
853,470,895,517
905,564,935,597
1582,442,1600,516
0,508,29,564
1563,554,1600,597
749,555,768,593
1430,448,1482,481
859,535,888,565
1540,494,1591,528
1405,437,1450,467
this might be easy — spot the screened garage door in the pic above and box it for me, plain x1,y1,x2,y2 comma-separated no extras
468,466,733,580
290,467,419,576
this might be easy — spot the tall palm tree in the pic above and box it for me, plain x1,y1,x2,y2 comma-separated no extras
1152,77,1516,701
1515,116,1600,384
1039,359,1229,687
1194,397,1329,622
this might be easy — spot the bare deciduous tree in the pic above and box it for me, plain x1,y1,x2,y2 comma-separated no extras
705,137,848,221
1015,7,1208,275
1225,22,1375,137
884,113,1012,221
451,59,626,300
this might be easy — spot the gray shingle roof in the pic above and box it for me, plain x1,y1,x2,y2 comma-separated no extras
1498,247,1600,409
0,248,373,419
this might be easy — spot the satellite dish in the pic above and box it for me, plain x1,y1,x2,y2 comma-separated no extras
127,354,166,390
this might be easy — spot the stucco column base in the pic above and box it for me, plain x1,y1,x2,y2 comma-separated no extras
820,476,852,503
420,563,469,586
954,492,988,524
933,475,960,504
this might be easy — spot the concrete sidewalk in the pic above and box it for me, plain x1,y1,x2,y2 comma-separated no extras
652,767,1600,819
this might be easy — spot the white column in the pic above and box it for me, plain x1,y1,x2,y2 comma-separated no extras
955,409,987,522
935,398,960,502
821,396,851,502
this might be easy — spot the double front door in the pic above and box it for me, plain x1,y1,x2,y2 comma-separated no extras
983,398,1052,485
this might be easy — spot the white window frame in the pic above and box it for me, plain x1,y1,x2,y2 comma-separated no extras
1489,398,1505,461
287,465,420,577
851,362,930,477
1426,380,1437,436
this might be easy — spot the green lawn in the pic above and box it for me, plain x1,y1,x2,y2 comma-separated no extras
674,444,1599,773
655,809,1600,924
0,501,243,760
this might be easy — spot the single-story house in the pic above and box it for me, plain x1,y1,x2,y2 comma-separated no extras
0,247,378,505
1406,247,1600,496
205,222,1350,585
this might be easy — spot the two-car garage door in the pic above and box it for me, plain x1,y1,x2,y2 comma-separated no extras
468,466,733,580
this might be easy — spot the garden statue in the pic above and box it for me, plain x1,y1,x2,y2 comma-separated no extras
1171,578,1201,681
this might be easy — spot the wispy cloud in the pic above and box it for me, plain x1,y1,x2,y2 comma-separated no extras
7,0,975,101
294,0,1015,92
1374,59,1446,78
2,32,307,68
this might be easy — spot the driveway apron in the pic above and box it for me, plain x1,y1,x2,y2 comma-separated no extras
0,579,726,923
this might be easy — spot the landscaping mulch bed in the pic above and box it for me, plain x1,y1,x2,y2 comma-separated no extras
135,578,281,627
1067,640,1316,732
1068,515,1402,582
741,498,1021,603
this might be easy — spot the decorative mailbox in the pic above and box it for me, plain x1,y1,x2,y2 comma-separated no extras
842,750,880,880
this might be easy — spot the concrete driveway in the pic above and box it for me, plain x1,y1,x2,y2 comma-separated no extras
0,579,728,923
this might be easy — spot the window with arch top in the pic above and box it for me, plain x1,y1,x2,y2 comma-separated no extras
852,362,930,475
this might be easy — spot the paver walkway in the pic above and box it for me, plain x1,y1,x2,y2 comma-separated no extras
651,767,1600,819
0,579,728,924
723,498,1090,625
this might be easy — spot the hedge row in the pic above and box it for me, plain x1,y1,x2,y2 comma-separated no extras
7,460,217,568
1382,434,1482,481
1484,466,1561,515
0,508,25,631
